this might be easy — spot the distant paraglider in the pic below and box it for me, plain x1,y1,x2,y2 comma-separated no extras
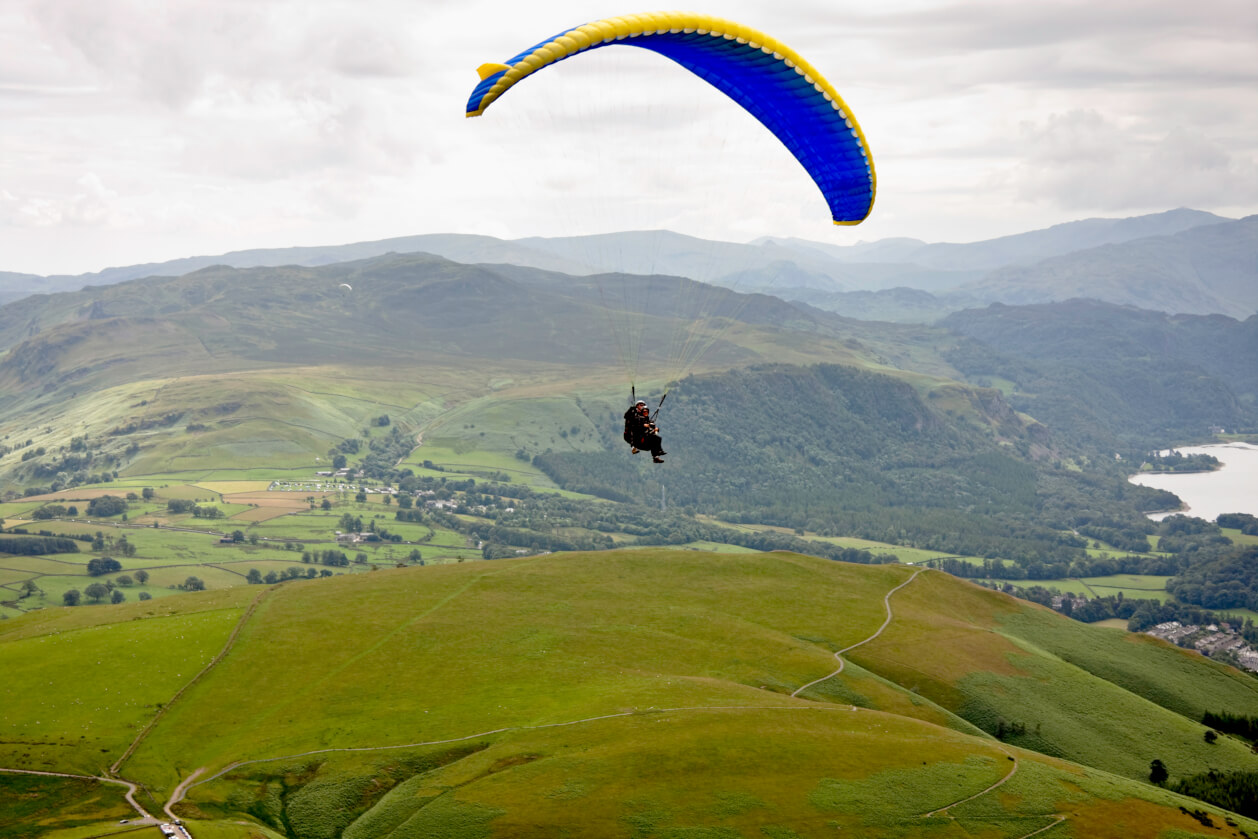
338,283,353,291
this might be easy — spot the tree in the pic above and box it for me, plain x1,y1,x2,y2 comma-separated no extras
332,454,348,469
118,536,136,557
246,568,263,584
355,490,367,503
116,574,134,587
84,582,109,603
321,498,333,510
1150,759,1169,785
111,589,125,604
87,557,122,577
183,576,206,591
87,495,127,517
134,569,149,585
231,530,246,543
63,589,81,606
19,579,41,598
142,487,155,500
1205,730,1219,744
264,570,279,584
138,591,152,601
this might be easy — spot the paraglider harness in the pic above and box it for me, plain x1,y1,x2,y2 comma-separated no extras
624,388,667,462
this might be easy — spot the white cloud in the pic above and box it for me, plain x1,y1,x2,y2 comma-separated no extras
0,0,1255,273
1007,110,1258,211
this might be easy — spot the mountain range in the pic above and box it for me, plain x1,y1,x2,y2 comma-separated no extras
3,208,1252,320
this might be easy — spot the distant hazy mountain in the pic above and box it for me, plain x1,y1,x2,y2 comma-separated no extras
759,208,1230,271
0,208,1248,320
961,216,1258,318
0,271,50,306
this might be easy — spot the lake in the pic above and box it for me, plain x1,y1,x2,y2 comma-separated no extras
1128,442,1258,522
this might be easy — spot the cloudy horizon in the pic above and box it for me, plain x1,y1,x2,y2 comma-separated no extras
2,0,1255,276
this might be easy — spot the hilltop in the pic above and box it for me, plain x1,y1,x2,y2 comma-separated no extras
3,551,1257,837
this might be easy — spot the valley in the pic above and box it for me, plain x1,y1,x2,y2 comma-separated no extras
1,220,1257,837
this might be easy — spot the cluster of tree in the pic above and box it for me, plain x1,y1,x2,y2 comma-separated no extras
356,426,416,480
930,550,1184,582
86,556,122,576
1171,770,1258,820
30,504,78,520
1167,546,1258,611
0,535,81,555
87,495,127,517
246,566,335,584
165,498,223,518
1202,711,1258,743
107,412,183,436
1220,513,1258,536
1142,451,1221,473
301,549,350,567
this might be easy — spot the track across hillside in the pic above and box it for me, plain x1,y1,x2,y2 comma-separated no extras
111,585,275,776
791,567,923,698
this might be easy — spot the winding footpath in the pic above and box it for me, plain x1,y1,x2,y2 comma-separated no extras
791,567,923,698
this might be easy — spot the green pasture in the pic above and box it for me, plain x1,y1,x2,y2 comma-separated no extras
0,589,251,774
1084,574,1172,598
996,574,1171,603
417,392,616,462
695,516,978,565
405,440,594,498
124,553,914,791
0,555,84,575
1224,527,1258,547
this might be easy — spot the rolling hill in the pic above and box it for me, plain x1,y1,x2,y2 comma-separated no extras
3,551,1257,837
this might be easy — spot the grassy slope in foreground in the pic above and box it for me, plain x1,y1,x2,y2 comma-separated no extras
4,551,1258,837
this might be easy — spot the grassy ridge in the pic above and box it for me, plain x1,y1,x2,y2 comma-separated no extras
850,570,1258,780
6,552,1258,835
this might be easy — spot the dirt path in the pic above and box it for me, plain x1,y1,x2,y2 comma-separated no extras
921,746,1018,817
110,586,273,776
0,767,155,822
165,767,205,820
791,568,923,698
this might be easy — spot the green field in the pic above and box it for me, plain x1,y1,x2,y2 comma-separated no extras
3,551,1256,837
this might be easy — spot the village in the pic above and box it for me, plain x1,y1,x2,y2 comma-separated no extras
1144,620,1258,672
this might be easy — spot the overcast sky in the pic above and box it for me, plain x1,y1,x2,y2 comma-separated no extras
2,0,1255,275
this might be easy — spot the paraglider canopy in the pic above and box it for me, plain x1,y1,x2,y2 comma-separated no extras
338,283,353,291
466,11,875,225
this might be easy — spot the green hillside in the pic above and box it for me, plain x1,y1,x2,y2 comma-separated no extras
2,551,1256,837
